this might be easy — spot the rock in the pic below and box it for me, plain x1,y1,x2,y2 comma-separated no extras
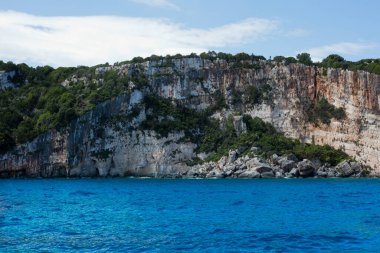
206,170,225,178
218,156,227,168
271,154,280,165
261,171,275,178
250,146,259,154
223,164,237,172
297,159,315,177
289,167,299,177
1,58,378,178
327,169,336,178
335,161,354,177
224,169,234,177
227,150,238,164
278,158,296,172
238,170,261,178
316,170,328,178
246,158,273,172
256,165,273,174
275,170,285,178
350,162,362,174
286,154,299,162
316,165,330,178
232,116,247,136
223,164,237,177
241,158,274,178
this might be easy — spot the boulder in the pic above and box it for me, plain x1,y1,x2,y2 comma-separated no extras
275,170,285,178
327,168,337,178
271,154,280,165
227,150,238,164
255,165,273,174
218,156,227,168
241,158,274,178
261,171,275,178
206,170,225,178
297,159,315,177
350,162,362,175
316,165,330,178
316,170,328,178
246,158,272,172
286,154,299,162
288,167,299,178
223,164,237,177
238,170,261,178
278,158,296,172
335,161,355,177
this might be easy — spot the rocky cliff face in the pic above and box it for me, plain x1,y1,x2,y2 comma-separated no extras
1,57,379,177
0,70,17,90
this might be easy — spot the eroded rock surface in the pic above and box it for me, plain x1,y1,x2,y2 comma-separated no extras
1,58,379,177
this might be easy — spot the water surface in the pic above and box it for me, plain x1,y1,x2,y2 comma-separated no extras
1,178,380,252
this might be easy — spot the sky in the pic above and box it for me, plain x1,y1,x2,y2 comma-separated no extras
0,0,379,67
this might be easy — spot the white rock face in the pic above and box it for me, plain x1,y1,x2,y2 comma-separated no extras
1,58,380,177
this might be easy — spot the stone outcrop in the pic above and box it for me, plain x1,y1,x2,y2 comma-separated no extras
183,152,364,179
1,57,380,177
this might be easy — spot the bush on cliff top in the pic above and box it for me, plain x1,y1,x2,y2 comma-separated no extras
318,55,380,75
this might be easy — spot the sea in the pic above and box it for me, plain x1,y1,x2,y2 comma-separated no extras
1,178,380,252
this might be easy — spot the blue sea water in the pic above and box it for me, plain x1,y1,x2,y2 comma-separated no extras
1,179,380,252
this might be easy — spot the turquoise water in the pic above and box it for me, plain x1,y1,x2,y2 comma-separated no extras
1,179,380,252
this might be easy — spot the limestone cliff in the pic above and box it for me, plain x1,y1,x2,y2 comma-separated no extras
1,57,379,177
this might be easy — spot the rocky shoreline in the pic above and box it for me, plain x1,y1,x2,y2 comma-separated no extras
182,149,366,179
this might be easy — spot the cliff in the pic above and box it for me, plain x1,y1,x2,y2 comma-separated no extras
1,57,379,177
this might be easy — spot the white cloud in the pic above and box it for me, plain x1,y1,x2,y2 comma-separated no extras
131,0,180,10
0,11,277,67
304,42,378,62
285,28,310,37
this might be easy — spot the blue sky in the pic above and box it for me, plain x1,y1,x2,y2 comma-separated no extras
0,0,379,66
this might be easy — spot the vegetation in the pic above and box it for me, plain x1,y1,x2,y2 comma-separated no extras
307,97,346,124
0,61,135,153
272,53,380,75
296,53,313,66
199,115,349,165
318,55,380,75
245,84,272,105
272,56,298,65
139,95,210,140
137,95,349,166
1,51,377,158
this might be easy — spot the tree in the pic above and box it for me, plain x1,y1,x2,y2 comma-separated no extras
321,54,345,68
296,53,313,65
273,56,286,62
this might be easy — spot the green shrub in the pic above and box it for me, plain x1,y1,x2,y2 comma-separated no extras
296,53,313,66
307,97,346,124
200,115,349,165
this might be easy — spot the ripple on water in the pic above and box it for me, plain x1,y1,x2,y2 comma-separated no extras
69,191,97,197
0,179,380,252
231,200,245,206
